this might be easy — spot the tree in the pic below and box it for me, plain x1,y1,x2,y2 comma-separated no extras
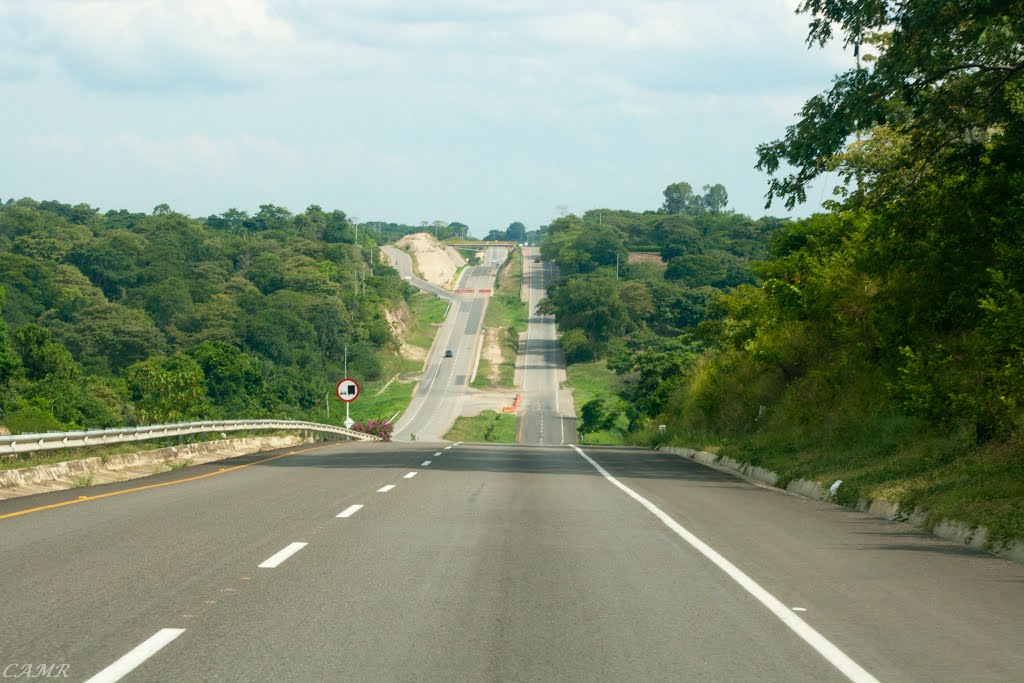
0,288,20,384
756,1,1024,208
700,184,729,215
12,324,79,380
539,274,627,356
506,221,527,243
661,182,701,216
126,353,211,423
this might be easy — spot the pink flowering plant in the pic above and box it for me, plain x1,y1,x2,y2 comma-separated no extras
352,419,394,441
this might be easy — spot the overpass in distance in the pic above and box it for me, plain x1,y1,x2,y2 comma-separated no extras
1,249,1022,681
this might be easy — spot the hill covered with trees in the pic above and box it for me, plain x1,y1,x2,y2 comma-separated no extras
0,200,418,433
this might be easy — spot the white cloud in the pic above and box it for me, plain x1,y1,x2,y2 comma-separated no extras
1,0,857,225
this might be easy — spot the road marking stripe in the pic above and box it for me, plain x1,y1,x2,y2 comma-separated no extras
0,444,329,522
258,542,307,569
377,485,396,493
84,628,185,683
434,452,442,456
444,446,452,450
571,445,879,683
404,472,417,479
422,460,432,466
454,442,463,446
336,504,364,518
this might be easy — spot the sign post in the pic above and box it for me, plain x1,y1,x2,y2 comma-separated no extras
335,378,360,429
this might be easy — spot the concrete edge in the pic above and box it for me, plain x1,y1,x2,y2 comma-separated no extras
659,445,1024,565
0,435,317,500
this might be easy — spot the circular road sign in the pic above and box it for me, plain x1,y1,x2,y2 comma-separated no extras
335,378,360,403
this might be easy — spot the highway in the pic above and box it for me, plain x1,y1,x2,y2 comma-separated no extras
380,246,454,301
518,246,575,445
384,245,508,442
2,441,1022,682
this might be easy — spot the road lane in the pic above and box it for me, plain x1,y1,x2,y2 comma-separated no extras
519,246,575,445
380,246,453,300
124,444,848,682
392,247,507,442
1,442,1022,681
0,441,437,681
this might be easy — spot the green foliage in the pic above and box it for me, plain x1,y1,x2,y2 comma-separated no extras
629,0,1024,547
0,197,413,431
126,353,212,424
0,288,19,385
5,405,64,434
444,410,517,443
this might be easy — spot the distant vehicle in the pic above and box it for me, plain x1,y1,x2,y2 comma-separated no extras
491,259,497,265
444,349,453,358
534,257,541,263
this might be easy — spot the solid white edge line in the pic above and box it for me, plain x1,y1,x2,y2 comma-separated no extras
83,628,185,683
570,445,880,683
377,485,396,493
258,542,308,569
336,504,364,518
404,472,418,479
422,460,432,466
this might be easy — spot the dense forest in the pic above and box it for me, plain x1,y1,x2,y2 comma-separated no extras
0,200,437,434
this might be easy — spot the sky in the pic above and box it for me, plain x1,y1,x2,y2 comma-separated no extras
1,0,853,236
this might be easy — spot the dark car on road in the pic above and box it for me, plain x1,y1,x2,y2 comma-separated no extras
444,349,453,358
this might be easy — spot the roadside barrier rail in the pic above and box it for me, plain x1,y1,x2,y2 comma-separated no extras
0,419,380,456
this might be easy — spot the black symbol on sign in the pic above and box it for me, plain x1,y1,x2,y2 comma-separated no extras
344,385,356,396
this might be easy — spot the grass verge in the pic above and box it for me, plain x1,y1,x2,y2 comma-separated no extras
444,410,518,443
565,360,628,445
647,355,1024,551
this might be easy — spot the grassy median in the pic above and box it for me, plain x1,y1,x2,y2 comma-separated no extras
473,251,527,390
444,410,518,443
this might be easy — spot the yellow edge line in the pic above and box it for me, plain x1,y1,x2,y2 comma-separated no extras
0,443,332,522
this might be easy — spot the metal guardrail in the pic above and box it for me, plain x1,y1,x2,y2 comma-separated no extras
0,419,380,456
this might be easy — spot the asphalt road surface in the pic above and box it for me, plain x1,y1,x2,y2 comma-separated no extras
380,245,455,301
518,247,575,445
2,441,1022,682
390,247,507,442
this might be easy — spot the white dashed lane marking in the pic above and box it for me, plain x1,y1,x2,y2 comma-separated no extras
422,461,432,466
84,629,185,683
377,485,396,493
336,504,363,518
258,542,308,569
404,472,418,479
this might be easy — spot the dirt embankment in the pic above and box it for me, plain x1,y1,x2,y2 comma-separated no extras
385,301,428,362
395,233,466,289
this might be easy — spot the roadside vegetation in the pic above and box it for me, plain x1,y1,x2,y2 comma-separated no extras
541,2,1024,550
444,410,517,444
0,201,450,438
